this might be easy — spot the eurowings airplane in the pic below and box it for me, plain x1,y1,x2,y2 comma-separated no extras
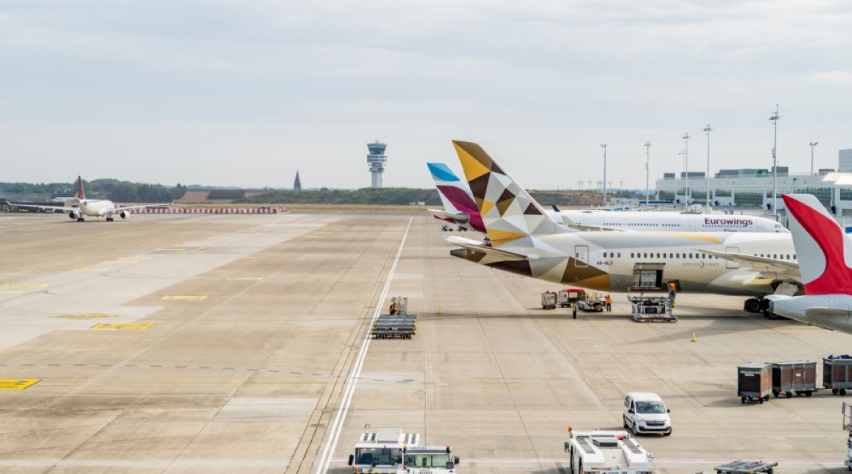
6,176,171,222
427,162,787,234
446,141,804,317
767,194,852,333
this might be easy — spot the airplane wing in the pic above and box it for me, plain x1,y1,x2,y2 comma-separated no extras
805,307,852,318
5,201,72,212
112,202,172,212
698,248,800,278
428,209,470,225
446,236,530,261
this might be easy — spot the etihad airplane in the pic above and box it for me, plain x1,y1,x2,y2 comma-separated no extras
446,141,803,317
767,194,852,333
427,162,787,234
6,176,171,222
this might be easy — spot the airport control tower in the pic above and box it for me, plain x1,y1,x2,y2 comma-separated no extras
367,141,387,188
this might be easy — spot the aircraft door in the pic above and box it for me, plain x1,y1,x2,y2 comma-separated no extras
725,247,740,269
688,219,697,232
574,245,589,268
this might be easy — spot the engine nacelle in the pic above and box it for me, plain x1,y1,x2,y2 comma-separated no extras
120,210,131,219
68,209,80,219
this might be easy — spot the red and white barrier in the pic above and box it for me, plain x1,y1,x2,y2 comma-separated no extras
133,207,282,215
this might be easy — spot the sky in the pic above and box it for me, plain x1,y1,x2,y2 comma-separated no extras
1,0,851,190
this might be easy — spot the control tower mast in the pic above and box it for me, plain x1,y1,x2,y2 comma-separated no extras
367,141,387,188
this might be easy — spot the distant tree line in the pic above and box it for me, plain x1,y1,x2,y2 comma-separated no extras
0,179,187,203
238,188,442,205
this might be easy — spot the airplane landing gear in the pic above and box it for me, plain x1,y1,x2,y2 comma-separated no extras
744,297,762,313
106,217,114,222
76,217,85,222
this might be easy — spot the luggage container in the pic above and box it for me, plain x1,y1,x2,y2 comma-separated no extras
824,355,852,395
629,296,676,323
541,291,557,310
772,361,817,398
737,363,772,404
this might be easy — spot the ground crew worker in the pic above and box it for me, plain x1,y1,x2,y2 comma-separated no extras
389,301,396,315
668,281,677,307
605,294,612,312
572,301,578,319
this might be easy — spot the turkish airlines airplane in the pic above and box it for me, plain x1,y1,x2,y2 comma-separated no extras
767,194,852,333
445,141,804,318
6,176,171,222
427,162,787,234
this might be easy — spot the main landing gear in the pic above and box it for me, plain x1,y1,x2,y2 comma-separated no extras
106,217,114,222
744,297,782,319
76,217,85,222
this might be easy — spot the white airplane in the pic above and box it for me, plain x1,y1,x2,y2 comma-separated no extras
446,141,805,318
427,162,787,234
6,176,171,222
767,194,852,333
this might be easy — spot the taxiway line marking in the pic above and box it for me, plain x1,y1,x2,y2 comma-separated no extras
315,217,412,474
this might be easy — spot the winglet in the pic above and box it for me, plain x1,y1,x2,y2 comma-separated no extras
783,193,852,295
551,204,561,212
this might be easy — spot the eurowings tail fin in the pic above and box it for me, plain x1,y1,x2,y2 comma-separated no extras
74,176,86,201
427,162,485,232
452,140,565,246
783,193,852,295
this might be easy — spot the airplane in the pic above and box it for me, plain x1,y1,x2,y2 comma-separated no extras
427,162,787,234
766,194,852,333
5,176,172,222
445,141,804,318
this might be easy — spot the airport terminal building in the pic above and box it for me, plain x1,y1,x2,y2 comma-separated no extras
656,148,852,216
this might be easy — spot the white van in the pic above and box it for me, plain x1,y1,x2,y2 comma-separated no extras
623,392,672,436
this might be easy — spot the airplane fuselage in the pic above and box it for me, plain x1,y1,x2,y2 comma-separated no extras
77,199,116,217
770,295,852,334
559,210,787,233
453,231,797,297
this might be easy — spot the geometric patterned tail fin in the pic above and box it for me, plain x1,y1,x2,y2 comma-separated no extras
452,140,566,246
783,193,852,295
74,176,86,201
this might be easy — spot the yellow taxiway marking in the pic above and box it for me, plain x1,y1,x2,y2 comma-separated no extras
183,276,214,281
161,295,209,301
154,248,187,252
225,277,265,281
58,313,120,320
0,283,46,288
91,323,153,330
0,290,23,295
0,379,40,390
70,268,107,272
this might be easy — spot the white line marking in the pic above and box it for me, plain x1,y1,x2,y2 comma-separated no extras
315,218,412,474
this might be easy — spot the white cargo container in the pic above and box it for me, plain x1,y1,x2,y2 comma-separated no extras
564,429,654,474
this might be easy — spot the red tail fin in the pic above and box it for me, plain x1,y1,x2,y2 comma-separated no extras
74,176,86,200
783,194,852,295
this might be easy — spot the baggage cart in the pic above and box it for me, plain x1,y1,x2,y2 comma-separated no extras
558,288,585,307
714,459,777,474
843,402,852,470
772,361,817,398
738,363,772,404
825,355,852,395
541,291,557,310
579,293,605,312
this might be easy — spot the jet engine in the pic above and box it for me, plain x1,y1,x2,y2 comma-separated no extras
68,209,80,219
120,210,131,219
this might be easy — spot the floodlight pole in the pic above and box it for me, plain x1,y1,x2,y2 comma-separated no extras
683,133,690,208
601,144,608,207
770,105,780,216
644,141,651,205
704,124,712,208
809,141,819,176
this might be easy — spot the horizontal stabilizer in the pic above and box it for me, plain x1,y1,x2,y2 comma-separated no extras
446,236,530,261
428,209,470,224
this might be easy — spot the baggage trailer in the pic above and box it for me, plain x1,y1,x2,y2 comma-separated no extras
541,291,557,310
843,402,852,470
825,355,852,395
772,361,817,398
563,429,654,474
737,363,772,404
628,295,676,323
559,288,586,307
714,460,777,474
579,293,605,312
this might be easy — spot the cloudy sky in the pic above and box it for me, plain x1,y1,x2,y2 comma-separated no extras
2,0,851,189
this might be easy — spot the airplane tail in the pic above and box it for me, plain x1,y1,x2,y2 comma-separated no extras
783,193,852,295
74,176,86,201
427,162,485,232
452,140,565,246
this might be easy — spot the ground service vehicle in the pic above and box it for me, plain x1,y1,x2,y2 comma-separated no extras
623,392,672,436
403,446,460,473
542,291,557,309
564,429,654,474
559,288,585,307
348,429,419,473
